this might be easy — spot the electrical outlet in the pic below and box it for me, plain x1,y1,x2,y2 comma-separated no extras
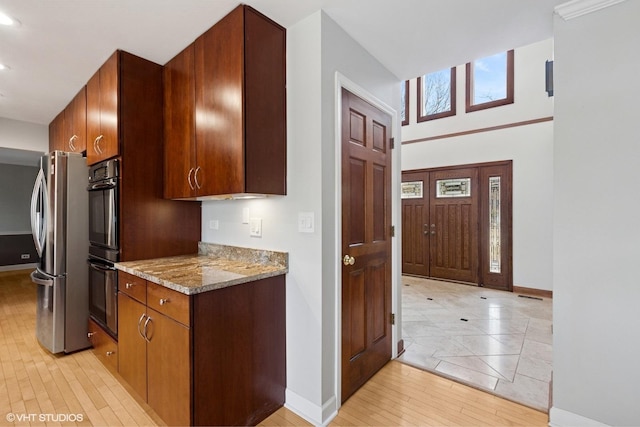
21,254,30,259
209,220,219,230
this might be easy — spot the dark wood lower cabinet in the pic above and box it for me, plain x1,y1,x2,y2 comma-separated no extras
147,308,191,426
115,271,285,426
117,293,148,402
193,275,286,426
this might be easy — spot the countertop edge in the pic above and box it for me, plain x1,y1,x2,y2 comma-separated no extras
115,263,287,295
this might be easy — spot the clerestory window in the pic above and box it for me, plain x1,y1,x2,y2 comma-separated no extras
417,67,456,122
466,50,514,112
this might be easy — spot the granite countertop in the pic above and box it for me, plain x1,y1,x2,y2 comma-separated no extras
115,243,288,295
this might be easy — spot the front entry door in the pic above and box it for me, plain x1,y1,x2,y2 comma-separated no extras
341,88,392,402
401,161,512,290
402,171,429,276
429,168,479,283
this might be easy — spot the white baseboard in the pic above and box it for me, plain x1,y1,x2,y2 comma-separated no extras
0,263,37,272
285,388,338,426
549,407,610,427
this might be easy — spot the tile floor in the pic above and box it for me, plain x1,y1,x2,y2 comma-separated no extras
398,275,553,412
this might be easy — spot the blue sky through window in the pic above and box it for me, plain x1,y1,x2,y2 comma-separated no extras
473,52,507,104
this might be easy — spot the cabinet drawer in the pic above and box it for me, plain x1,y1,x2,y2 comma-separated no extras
119,271,147,304
147,282,190,326
88,319,118,372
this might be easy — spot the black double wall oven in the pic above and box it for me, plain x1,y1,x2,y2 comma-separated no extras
87,159,119,338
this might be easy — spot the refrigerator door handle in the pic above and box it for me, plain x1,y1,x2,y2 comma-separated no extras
30,168,48,257
30,269,54,287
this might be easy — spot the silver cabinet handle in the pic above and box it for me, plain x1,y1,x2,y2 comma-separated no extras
194,166,202,189
69,135,78,151
106,351,115,356
143,316,152,343
187,167,195,190
159,298,169,306
87,332,96,339
137,313,146,340
94,135,104,154
125,282,134,289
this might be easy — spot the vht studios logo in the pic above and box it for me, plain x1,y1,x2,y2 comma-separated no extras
6,413,84,423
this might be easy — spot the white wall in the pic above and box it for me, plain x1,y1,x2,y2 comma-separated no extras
402,39,554,291
551,1,640,426
200,11,400,426
0,117,48,152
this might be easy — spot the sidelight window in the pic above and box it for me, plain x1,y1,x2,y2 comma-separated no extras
489,176,501,273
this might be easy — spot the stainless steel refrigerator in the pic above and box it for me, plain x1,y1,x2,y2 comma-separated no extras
30,151,90,354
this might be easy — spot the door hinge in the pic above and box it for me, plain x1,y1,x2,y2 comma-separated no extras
390,225,395,237
391,313,396,325
390,137,395,149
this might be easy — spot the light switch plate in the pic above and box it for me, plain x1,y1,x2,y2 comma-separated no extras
209,219,219,230
249,218,262,237
298,212,314,233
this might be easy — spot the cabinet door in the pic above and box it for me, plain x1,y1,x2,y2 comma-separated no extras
98,52,119,161
117,292,147,401
86,69,101,164
164,44,197,199
147,308,191,426
48,111,65,152
87,318,118,371
65,86,87,153
87,52,119,165
194,7,245,196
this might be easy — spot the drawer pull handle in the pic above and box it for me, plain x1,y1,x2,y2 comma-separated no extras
159,298,170,306
125,282,134,289
87,332,95,339
106,351,115,356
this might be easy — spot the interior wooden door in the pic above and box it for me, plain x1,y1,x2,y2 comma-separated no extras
429,167,479,283
341,88,392,402
402,171,430,276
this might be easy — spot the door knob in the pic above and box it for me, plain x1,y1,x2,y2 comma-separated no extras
343,255,355,266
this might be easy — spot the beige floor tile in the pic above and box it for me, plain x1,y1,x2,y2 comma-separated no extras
400,276,553,412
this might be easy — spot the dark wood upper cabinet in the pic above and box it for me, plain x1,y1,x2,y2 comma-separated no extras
164,43,197,199
164,5,286,200
87,51,119,165
64,86,87,153
48,110,65,152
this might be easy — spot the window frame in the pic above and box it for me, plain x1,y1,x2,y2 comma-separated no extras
417,67,457,122
465,50,514,113
401,80,409,126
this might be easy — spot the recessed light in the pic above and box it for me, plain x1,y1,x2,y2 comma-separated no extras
0,11,19,26
0,64,9,71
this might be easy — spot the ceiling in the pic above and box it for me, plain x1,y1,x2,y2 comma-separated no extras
0,0,565,127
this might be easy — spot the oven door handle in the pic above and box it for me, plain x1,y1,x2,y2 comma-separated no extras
88,261,117,272
88,178,118,191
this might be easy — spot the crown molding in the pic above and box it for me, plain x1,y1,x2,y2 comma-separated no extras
555,0,627,20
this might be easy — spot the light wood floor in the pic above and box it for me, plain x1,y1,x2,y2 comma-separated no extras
1,269,548,426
